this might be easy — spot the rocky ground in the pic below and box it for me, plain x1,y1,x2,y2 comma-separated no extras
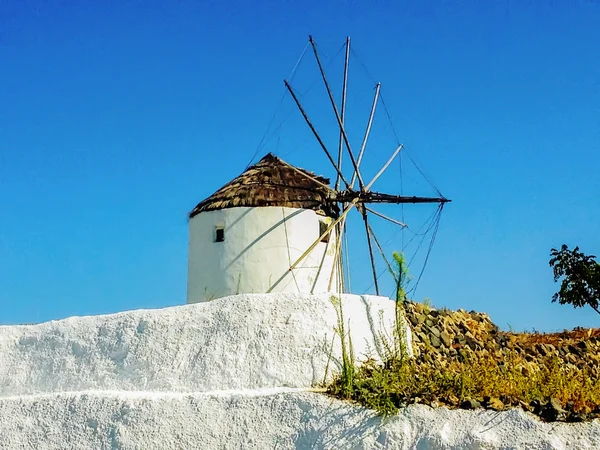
403,301,600,422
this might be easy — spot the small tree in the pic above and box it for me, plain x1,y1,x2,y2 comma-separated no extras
391,251,410,303
549,244,600,315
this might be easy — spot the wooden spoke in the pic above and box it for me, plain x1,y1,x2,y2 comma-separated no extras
365,220,399,286
311,222,334,294
338,222,346,293
328,216,347,292
335,37,351,191
280,37,452,298
361,209,379,295
365,207,407,228
279,159,333,191
267,199,360,294
351,83,381,189
284,79,350,188
309,36,365,191
365,144,404,191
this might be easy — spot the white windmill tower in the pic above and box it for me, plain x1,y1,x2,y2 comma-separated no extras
187,36,450,304
187,153,342,303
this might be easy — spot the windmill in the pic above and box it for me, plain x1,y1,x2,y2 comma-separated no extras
277,36,451,297
186,36,450,305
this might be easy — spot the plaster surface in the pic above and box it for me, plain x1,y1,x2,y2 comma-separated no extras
0,293,400,396
187,206,339,303
1,390,598,449
1,293,598,449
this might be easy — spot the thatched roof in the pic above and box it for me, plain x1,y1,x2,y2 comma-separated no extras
189,153,339,219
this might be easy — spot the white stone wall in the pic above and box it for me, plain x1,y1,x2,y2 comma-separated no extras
1,294,598,449
187,206,339,304
3,393,598,450
0,293,403,396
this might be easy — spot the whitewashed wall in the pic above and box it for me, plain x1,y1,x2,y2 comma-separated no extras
187,206,339,303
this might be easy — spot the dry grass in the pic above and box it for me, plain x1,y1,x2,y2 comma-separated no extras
327,348,600,419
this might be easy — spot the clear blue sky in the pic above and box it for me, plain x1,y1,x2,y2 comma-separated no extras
1,0,599,331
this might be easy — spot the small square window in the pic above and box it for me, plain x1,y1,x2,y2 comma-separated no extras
319,220,330,243
215,227,225,242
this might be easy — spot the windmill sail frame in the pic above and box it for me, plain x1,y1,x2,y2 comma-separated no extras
281,35,451,297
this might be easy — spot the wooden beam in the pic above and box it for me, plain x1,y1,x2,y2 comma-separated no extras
365,144,403,191
335,37,351,191
274,198,359,286
338,222,346,293
361,210,379,295
309,36,365,191
366,220,399,286
336,191,450,205
279,159,333,191
311,225,332,295
365,207,407,228
365,193,450,204
351,82,381,189
284,79,350,188
328,216,347,291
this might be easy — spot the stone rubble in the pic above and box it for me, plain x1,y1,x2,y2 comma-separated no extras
402,301,600,422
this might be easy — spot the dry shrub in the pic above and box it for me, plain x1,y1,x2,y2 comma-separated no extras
328,350,600,417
